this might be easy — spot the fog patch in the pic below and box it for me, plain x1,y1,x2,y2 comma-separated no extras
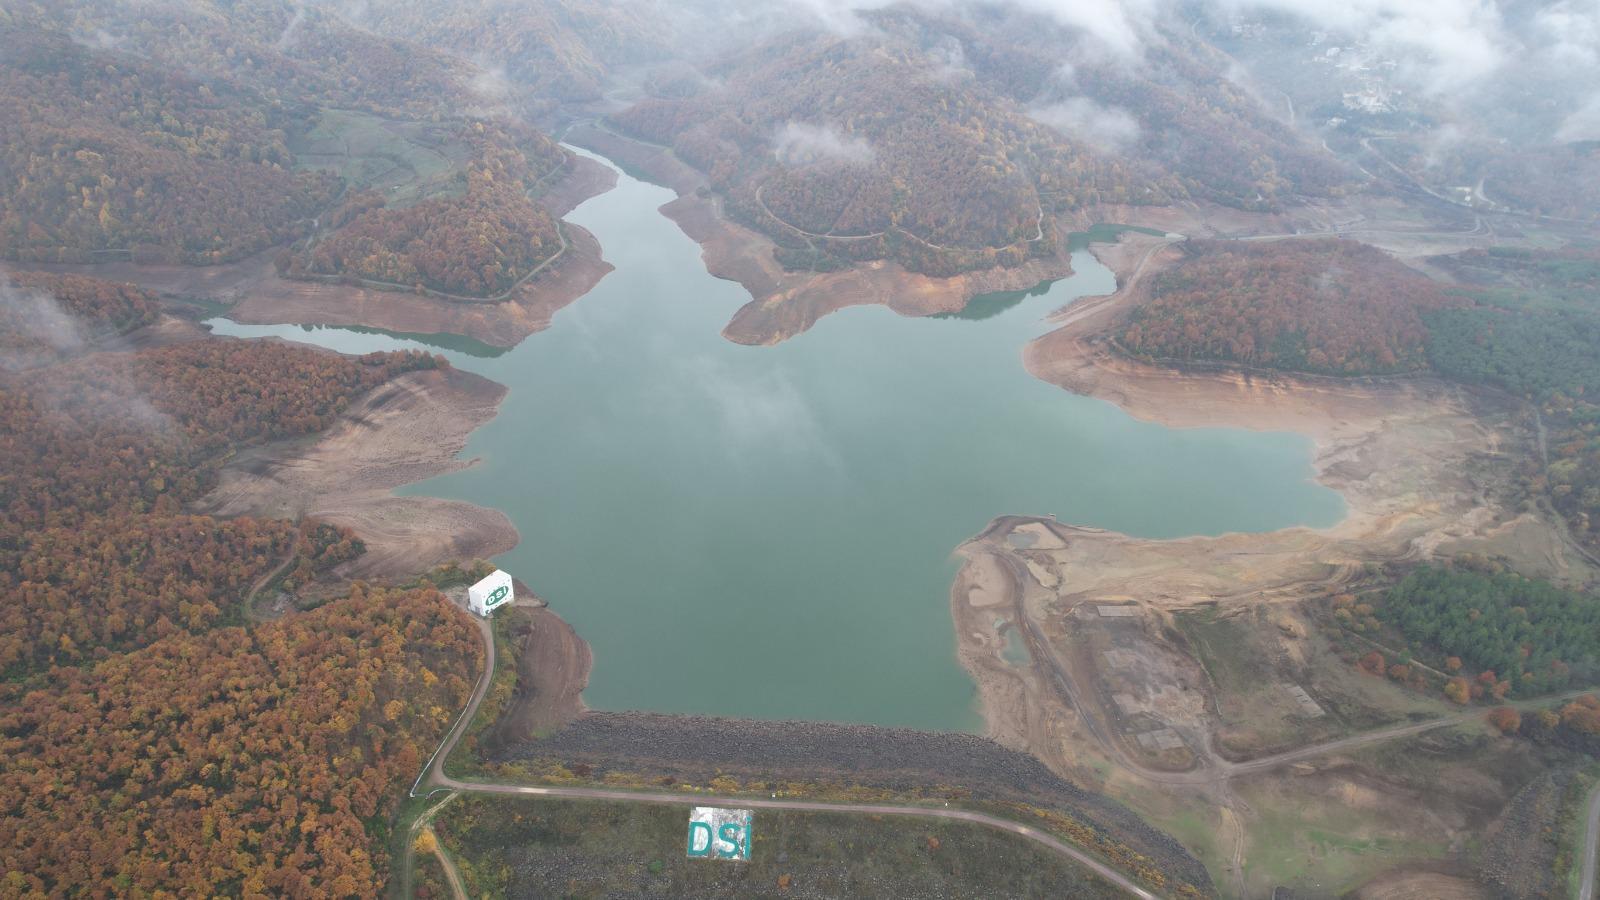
0,278,173,432
1219,0,1510,96
275,3,307,52
327,0,372,27
1010,0,1157,60
926,35,974,82
0,279,85,370
1556,95,1600,143
680,355,843,470
773,122,876,167
70,28,125,53
1417,123,1467,169
466,57,517,119
471,63,510,102
786,0,886,36
37,381,175,434
1029,97,1142,152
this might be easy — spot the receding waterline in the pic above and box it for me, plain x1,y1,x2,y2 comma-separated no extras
208,148,1343,731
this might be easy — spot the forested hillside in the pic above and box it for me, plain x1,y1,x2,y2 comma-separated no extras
1118,240,1463,375
1114,239,1600,553
0,338,439,677
330,0,665,111
0,585,479,897
279,123,567,297
1,272,160,366
1377,565,1600,696
1424,245,1600,554
0,27,340,264
860,7,1355,210
0,273,475,892
613,28,1179,277
4,0,476,117
1,3,577,286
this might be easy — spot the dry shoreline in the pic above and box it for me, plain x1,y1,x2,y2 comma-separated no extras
8,153,618,349
564,122,1080,345
953,229,1596,762
486,605,594,749
192,362,519,579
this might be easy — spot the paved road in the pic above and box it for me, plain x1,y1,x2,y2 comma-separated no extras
1580,781,1600,900
442,779,1158,900
409,603,1160,899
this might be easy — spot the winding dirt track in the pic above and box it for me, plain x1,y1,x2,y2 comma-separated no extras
242,545,297,622
407,605,1159,899
1580,781,1600,900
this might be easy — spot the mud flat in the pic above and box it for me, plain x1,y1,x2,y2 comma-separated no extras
192,362,517,578
565,122,1078,345
12,154,618,349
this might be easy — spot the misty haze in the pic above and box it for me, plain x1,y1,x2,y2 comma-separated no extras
2,1,1599,898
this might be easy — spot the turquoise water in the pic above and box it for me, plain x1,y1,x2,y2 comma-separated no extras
210,150,1343,731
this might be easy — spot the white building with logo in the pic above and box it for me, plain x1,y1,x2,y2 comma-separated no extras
468,570,514,617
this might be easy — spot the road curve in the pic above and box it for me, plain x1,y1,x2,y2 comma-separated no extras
1580,781,1600,900
411,603,1160,899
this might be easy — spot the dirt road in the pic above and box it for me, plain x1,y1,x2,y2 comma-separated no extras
408,602,1160,900
397,793,466,900
242,545,297,622
988,533,1594,780
970,526,1600,898
1580,781,1600,900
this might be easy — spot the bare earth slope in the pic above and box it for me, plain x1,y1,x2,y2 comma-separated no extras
192,364,516,578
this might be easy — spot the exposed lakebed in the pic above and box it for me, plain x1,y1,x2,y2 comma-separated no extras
210,150,1342,731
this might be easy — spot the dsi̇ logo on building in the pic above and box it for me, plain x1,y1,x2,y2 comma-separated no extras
686,807,752,861
486,584,509,608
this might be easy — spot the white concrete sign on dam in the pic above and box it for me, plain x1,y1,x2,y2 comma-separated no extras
686,807,753,861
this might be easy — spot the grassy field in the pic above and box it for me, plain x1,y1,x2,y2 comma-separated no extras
1113,782,1235,890
1237,723,1583,897
1176,605,1445,759
290,109,470,207
431,795,1128,899
1145,605,1596,896
1560,770,1598,899
1240,779,1448,896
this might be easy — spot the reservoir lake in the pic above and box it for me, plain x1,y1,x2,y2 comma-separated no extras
211,150,1344,731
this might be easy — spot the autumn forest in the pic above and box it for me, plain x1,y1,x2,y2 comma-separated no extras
0,261,475,894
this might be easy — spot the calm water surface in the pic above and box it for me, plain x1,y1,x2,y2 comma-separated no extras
211,150,1343,731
